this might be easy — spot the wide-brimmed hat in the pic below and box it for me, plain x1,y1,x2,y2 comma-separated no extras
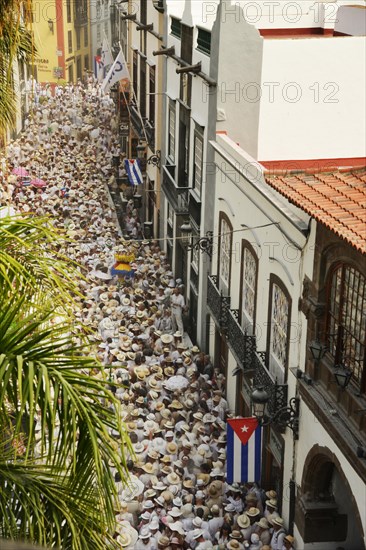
164,367,175,377
284,535,295,544
161,334,174,344
272,516,284,527
116,533,132,547
192,529,204,540
265,489,277,499
183,479,194,489
168,507,182,518
170,399,183,409
133,442,145,454
236,514,250,529
227,541,241,550
141,463,155,474
167,472,181,485
157,535,170,547
246,507,260,517
256,517,270,529
208,483,220,497
167,442,178,454
266,498,278,509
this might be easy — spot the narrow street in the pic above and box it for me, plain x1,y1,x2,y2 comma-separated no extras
1,80,293,550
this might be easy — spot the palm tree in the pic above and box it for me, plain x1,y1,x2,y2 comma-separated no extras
0,0,34,139
0,215,132,549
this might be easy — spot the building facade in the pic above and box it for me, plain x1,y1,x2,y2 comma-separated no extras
90,0,112,72
205,2,366,549
30,0,91,84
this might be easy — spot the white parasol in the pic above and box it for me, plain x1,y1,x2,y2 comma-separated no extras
164,375,189,392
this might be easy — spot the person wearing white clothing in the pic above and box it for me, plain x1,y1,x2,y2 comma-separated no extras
170,287,186,334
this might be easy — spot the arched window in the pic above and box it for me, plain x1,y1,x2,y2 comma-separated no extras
218,212,232,294
240,241,258,335
326,264,366,390
267,275,292,384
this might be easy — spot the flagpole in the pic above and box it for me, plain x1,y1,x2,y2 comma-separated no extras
118,42,149,147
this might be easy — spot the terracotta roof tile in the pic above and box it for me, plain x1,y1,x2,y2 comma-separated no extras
264,168,366,254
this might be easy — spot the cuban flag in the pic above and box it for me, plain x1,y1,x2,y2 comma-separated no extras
227,417,262,484
94,55,103,80
124,159,143,186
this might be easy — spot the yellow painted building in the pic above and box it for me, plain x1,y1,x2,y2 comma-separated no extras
30,0,91,84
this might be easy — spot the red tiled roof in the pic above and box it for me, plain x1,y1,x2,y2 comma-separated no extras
264,168,366,254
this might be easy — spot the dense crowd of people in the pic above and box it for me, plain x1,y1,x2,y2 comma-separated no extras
0,77,296,550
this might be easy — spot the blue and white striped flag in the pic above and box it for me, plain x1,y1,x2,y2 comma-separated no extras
124,159,143,186
227,417,262,484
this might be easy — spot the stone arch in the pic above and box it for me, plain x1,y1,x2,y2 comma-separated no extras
296,444,365,549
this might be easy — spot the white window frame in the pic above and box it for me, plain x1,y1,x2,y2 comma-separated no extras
241,246,256,334
193,126,204,198
269,282,290,384
168,99,175,162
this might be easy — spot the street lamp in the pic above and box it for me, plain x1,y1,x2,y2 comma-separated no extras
180,220,192,247
180,221,214,259
309,340,327,362
251,386,300,439
334,364,352,389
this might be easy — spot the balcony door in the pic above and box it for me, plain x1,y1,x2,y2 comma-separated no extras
215,328,228,381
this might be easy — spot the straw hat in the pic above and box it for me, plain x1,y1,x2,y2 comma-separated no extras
246,507,260,517
170,399,183,410
141,463,155,474
167,442,178,454
266,498,278,509
272,517,284,528
227,541,241,550
116,533,132,547
256,517,270,529
237,513,250,528
167,472,181,485
161,334,173,344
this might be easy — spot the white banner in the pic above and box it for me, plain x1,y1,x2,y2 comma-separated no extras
101,49,130,94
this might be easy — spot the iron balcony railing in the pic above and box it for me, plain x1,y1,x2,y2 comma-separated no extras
207,275,231,332
162,165,190,214
253,351,288,419
152,0,165,12
145,120,155,151
130,104,145,139
227,309,257,369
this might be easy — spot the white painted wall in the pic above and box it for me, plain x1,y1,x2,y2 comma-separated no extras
215,2,366,161
295,399,366,550
216,8,263,159
210,132,318,528
257,36,366,160
335,5,366,35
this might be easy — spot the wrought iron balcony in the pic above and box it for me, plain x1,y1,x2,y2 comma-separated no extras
227,309,257,369
162,164,190,214
130,104,146,139
207,275,231,332
145,120,155,151
253,351,288,420
152,0,165,13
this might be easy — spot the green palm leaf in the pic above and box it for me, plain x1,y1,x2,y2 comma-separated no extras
0,216,133,548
